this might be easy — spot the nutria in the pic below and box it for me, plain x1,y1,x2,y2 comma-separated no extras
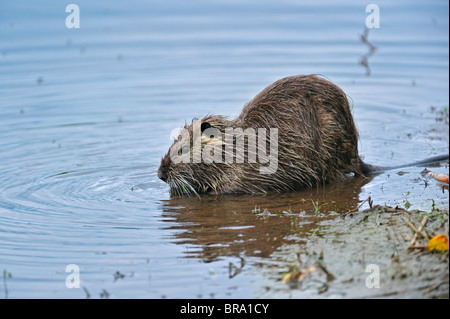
158,75,449,195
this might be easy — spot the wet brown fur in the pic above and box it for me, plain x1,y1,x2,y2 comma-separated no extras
158,75,368,195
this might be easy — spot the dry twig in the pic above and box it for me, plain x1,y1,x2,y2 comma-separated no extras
409,215,429,247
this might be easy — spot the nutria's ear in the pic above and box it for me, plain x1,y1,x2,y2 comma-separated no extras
201,122,211,133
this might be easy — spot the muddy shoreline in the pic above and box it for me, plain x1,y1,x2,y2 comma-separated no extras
279,204,449,298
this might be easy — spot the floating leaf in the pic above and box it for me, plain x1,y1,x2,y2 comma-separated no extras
427,172,449,184
427,234,449,252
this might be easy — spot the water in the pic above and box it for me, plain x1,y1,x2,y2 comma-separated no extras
0,0,448,298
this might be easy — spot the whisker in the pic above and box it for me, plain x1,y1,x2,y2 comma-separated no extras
180,175,200,198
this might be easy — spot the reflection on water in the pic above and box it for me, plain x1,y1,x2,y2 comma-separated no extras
359,27,377,76
161,177,373,262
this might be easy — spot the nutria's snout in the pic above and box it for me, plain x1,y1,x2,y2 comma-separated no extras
157,156,170,182
157,168,167,182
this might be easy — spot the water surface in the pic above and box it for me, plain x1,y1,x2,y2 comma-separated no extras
0,0,448,298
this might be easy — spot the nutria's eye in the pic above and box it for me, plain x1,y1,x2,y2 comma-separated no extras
201,122,211,133
201,127,222,141
178,145,190,156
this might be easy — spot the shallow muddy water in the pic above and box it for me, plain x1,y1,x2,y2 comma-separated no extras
0,0,448,298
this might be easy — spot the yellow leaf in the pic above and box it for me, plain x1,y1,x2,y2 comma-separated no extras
427,172,449,184
427,234,449,252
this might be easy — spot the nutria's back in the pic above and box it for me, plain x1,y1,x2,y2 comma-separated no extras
158,75,367,195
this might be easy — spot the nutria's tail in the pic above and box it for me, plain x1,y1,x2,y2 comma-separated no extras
361,154,449,175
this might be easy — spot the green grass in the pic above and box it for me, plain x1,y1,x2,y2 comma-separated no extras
311,200,328,213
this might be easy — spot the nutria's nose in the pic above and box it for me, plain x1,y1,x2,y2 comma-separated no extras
157,168,167,182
